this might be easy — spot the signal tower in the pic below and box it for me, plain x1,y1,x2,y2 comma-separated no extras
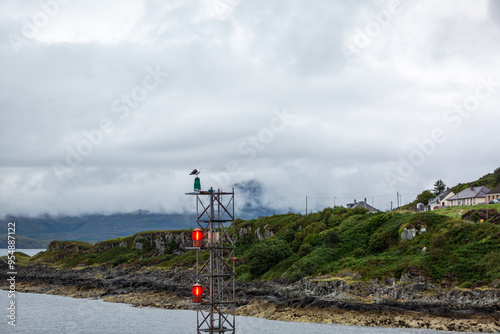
186,181,236,334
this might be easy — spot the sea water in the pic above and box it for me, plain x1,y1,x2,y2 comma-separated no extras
0,290,480,334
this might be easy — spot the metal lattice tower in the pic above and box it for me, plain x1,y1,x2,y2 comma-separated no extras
186,187,236,334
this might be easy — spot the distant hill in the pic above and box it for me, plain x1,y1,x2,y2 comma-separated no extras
0,211,195,245
0,187,276,245
450,169,499,194
0,234,51,248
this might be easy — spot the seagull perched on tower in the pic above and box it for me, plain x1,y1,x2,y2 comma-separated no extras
189,168,201,176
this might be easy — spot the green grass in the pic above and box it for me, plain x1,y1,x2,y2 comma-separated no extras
0,251,32,266
434,203,500,219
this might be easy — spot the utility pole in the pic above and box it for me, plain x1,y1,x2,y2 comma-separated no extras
397,192,399,210
305,196,308,215
334,196,336,208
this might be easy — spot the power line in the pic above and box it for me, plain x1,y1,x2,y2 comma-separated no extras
307,193,404,200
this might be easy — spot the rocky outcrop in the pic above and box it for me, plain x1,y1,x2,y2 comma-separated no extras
46,231,193,259
1,259,499,332
235,224,274,243
285,274,500,311
400,221,427,241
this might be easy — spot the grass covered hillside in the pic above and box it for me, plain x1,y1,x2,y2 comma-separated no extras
233,208,500,287
23,207,500,289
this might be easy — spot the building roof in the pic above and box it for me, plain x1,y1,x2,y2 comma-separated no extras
430,189,453,203
447,186,491,200
346,200,380,212
486,184,500,195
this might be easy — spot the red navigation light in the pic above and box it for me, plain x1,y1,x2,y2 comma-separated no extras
192,228,204,247
192,283,203,303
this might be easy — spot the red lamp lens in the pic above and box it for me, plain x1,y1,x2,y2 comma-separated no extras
192,284,202,296
192,228,203,241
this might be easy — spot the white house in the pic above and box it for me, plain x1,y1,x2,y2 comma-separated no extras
429,189,455,209
446,185,491,206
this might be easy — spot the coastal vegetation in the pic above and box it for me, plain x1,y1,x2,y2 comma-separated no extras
16,203,500,289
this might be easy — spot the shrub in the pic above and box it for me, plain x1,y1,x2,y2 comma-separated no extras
247,239,293,278
333,206,347,215
462,209,500,224
345,207,369,218
475,252,500,280
324,230,341,248
353,247,364,257
291,222,327,252
369,231,389,253
367,214,389,231
285,268,306,283
282,228,296,243
471,212,481,223
301,257,319,275
303,233,321,247
368,216,401,253
460,281,473,289
298,244,312,257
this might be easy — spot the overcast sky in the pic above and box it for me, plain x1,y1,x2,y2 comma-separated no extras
1,0,500,217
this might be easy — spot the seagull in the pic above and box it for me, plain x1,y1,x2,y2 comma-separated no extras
189,168,201,176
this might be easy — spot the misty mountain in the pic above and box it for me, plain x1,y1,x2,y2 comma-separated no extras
0,211,195,245
0,234,51,249
0,180,279,247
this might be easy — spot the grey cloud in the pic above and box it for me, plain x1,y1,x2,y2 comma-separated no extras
1,0,499,217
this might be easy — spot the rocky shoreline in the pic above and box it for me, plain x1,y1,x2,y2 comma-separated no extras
1,262,499,333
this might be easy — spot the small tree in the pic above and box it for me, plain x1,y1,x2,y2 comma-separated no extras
433,180,447,195
324,230,340,248
247,239,292,277
416,190,435,205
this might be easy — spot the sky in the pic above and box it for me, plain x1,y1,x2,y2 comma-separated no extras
1,0,500,217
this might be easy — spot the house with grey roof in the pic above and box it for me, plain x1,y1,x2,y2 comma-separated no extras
346,198,380,212
446,185,491,206
429,189,455,209
485,184,500,203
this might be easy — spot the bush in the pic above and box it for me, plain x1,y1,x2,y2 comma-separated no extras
475,252,500,280
367,214,389,232
324,230,341,248
471,212,481,223
369,230,391,253
301,257,319,275
303,233,324,246
333,206,347,215
298,244,312,257
353,247,364,257
326,214,343,227
345,207,369,217
285,268,306,283
247,239,293,278
282,228,296,243
291,222,327,252
462,209,500,224
368,216,401,253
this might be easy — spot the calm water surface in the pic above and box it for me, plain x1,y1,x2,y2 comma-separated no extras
0,290,481,334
